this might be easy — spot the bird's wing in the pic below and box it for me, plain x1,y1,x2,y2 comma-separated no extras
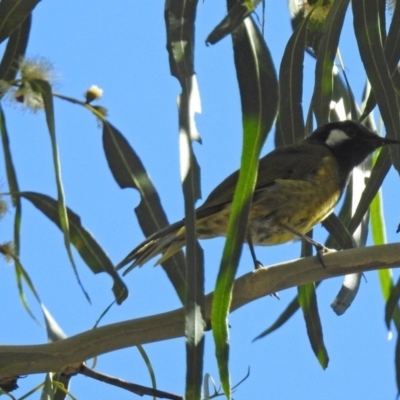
196,143,332,219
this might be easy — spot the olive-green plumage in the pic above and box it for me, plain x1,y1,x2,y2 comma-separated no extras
117,120,400,271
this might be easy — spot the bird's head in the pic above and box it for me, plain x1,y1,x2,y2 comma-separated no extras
306,120,400,170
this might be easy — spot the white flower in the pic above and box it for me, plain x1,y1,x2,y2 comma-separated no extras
4,57,56,112
19,56,55,82
13,82,44,112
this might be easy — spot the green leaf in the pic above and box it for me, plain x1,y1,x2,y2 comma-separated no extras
333,55,359,120
276,8,311,147
0,105,19,206
348,147,391,235
330,273,362,316
136,345,158,400
385,277,400,331
30,79,90,302
231,18,279,134
396,330,400,396
323,213,356,250
166,2,204,397
383,1,400,71
178,78,204,400
41,373,55,400
19,191,128,304
370,181,400,329
0,0,39,44
0,105,42,319
327,157,375,314
212,13,278,398
312,0,350,125
104,117,190,286
101,122,187,300
370,183,386,246
12,256,42,322
353,0,400,172
298,283,329,369
0,104,21,259
0,14,31,83
166,2,205,397
165,0,197,83
323,175,362,315
361,0,400,119
253,295,300,340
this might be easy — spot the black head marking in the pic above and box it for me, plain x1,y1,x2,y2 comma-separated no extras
306,120,400,187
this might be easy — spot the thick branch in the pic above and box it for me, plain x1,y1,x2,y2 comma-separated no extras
0,243,399,377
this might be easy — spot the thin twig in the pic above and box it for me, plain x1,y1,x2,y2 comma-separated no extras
79,364,183,400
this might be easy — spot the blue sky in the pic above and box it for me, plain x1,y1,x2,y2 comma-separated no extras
0,1,399,399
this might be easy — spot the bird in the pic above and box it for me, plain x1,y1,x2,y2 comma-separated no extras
116,120,400,273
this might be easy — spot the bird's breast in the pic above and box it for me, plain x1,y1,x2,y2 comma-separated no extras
248,155,342,245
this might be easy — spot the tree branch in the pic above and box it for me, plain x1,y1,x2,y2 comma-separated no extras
0,243,399,378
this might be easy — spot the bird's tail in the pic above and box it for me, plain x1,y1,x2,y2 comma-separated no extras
116,220,186,273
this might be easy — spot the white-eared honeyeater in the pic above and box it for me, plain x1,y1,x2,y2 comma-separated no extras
116,120,400,272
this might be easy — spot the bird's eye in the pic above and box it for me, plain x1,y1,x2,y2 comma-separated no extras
346,128,356,138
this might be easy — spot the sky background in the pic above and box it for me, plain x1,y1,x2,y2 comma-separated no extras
0,1,399,399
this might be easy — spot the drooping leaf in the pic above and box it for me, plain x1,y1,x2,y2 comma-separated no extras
19,191,128,304
323,213,356,250
0,105,42,319
0,105,19,207
136,344,158,400
312,0,349,125
383,0,400,72
330,273,362,316
231,17,279,136
178,79,205,400
212,9,278,397
0,0,39,44
0,106,24,306
166,2,204,398
333,59,359,121
253,295,300,340
0,14,31,83
165,0,197,83
361,0,400,119
353,0,400,173
396,329,400,395
347,147,391,235
385,277,400,331
370,180,400,329
298,283,329,369
328,162,373,314
30,79,90,303
102,121,187,301
276,8,311,147
41,373,55,400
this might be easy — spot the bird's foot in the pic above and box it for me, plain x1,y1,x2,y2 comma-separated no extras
315,243,336,268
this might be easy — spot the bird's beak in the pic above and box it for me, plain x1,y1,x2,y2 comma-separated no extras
381,137,400,145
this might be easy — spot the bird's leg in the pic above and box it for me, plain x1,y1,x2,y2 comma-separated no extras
247,234,279,299
247,234,263,269
281,224,332,268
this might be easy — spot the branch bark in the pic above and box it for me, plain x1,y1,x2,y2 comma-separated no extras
1,243,399,378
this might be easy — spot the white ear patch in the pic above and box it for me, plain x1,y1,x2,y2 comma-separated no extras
325,129,350,146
